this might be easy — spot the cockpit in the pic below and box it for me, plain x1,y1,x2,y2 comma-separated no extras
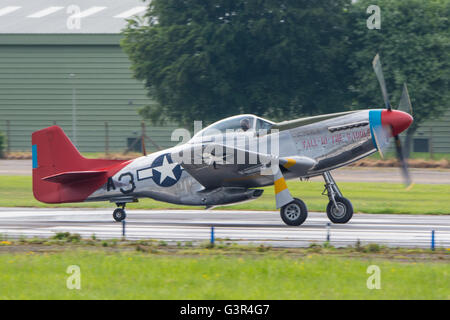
191,115,274,140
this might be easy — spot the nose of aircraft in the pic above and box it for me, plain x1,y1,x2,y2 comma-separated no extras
381,110,413,136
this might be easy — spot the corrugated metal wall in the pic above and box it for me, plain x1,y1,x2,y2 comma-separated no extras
413,109,450,154
0,35,448,154
0,35,178,153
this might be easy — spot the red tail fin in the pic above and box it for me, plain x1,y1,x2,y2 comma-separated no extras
32,126,130,203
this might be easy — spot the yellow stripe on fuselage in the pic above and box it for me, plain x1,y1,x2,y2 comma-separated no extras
274,177,288,194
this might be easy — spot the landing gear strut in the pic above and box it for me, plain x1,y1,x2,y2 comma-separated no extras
322,171,353,224
113,203,127,222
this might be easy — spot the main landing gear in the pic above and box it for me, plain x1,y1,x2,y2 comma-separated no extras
322,171,353,224
113,203,127,222
280,198,308,226
279,171,353,226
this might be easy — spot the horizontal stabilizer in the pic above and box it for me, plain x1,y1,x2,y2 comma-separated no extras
43,171,107,184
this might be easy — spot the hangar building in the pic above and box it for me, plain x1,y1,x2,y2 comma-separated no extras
0,0,177,153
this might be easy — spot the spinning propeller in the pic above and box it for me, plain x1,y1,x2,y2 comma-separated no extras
372,54,414,187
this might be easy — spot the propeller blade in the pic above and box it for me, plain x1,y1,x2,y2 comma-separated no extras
398,83,413,115
372,54,392,111
393,135,412,187
372,124,392,159
396,83,413,187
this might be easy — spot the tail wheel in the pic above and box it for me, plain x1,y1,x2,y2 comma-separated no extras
280,198,308,226
326,196,353,224
113,208,126,222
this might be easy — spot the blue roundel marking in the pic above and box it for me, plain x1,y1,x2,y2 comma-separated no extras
151,153,182,187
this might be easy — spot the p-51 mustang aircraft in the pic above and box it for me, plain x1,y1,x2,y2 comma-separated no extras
32,55,413,226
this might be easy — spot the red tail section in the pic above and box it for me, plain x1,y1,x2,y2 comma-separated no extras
32,126,131,203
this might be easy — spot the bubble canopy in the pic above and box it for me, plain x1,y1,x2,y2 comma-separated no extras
191,114,274,139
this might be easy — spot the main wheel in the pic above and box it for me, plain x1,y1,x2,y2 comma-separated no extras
280,198,308,226
113,208,126,222
326,197,353,224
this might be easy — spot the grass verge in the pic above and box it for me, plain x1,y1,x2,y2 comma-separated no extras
0,175,449,214
368,152,450,161
5,151,450,161
0,237,448,299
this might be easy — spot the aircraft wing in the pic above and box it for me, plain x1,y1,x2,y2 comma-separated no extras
171,143,316,189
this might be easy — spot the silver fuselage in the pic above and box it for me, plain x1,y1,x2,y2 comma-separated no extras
87,110,377,206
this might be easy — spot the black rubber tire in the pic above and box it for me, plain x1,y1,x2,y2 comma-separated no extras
113,208,126,222
280,198,308,226
326,197,353,224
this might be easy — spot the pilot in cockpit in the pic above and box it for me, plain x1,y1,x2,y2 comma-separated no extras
240,118,251,132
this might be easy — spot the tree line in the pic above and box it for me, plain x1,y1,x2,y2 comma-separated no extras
121,0,449,146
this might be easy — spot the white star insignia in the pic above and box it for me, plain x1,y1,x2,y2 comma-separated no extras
153,155,178,184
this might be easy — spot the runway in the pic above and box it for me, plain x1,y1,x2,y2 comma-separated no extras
0,208,449,248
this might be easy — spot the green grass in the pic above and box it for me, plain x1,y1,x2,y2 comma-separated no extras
0,249,448,299
6,151,450,161
0,175,449,214
80,151,450,161
86,151,450,161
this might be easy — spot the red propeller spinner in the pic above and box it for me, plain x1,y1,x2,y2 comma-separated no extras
381,109,413,136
